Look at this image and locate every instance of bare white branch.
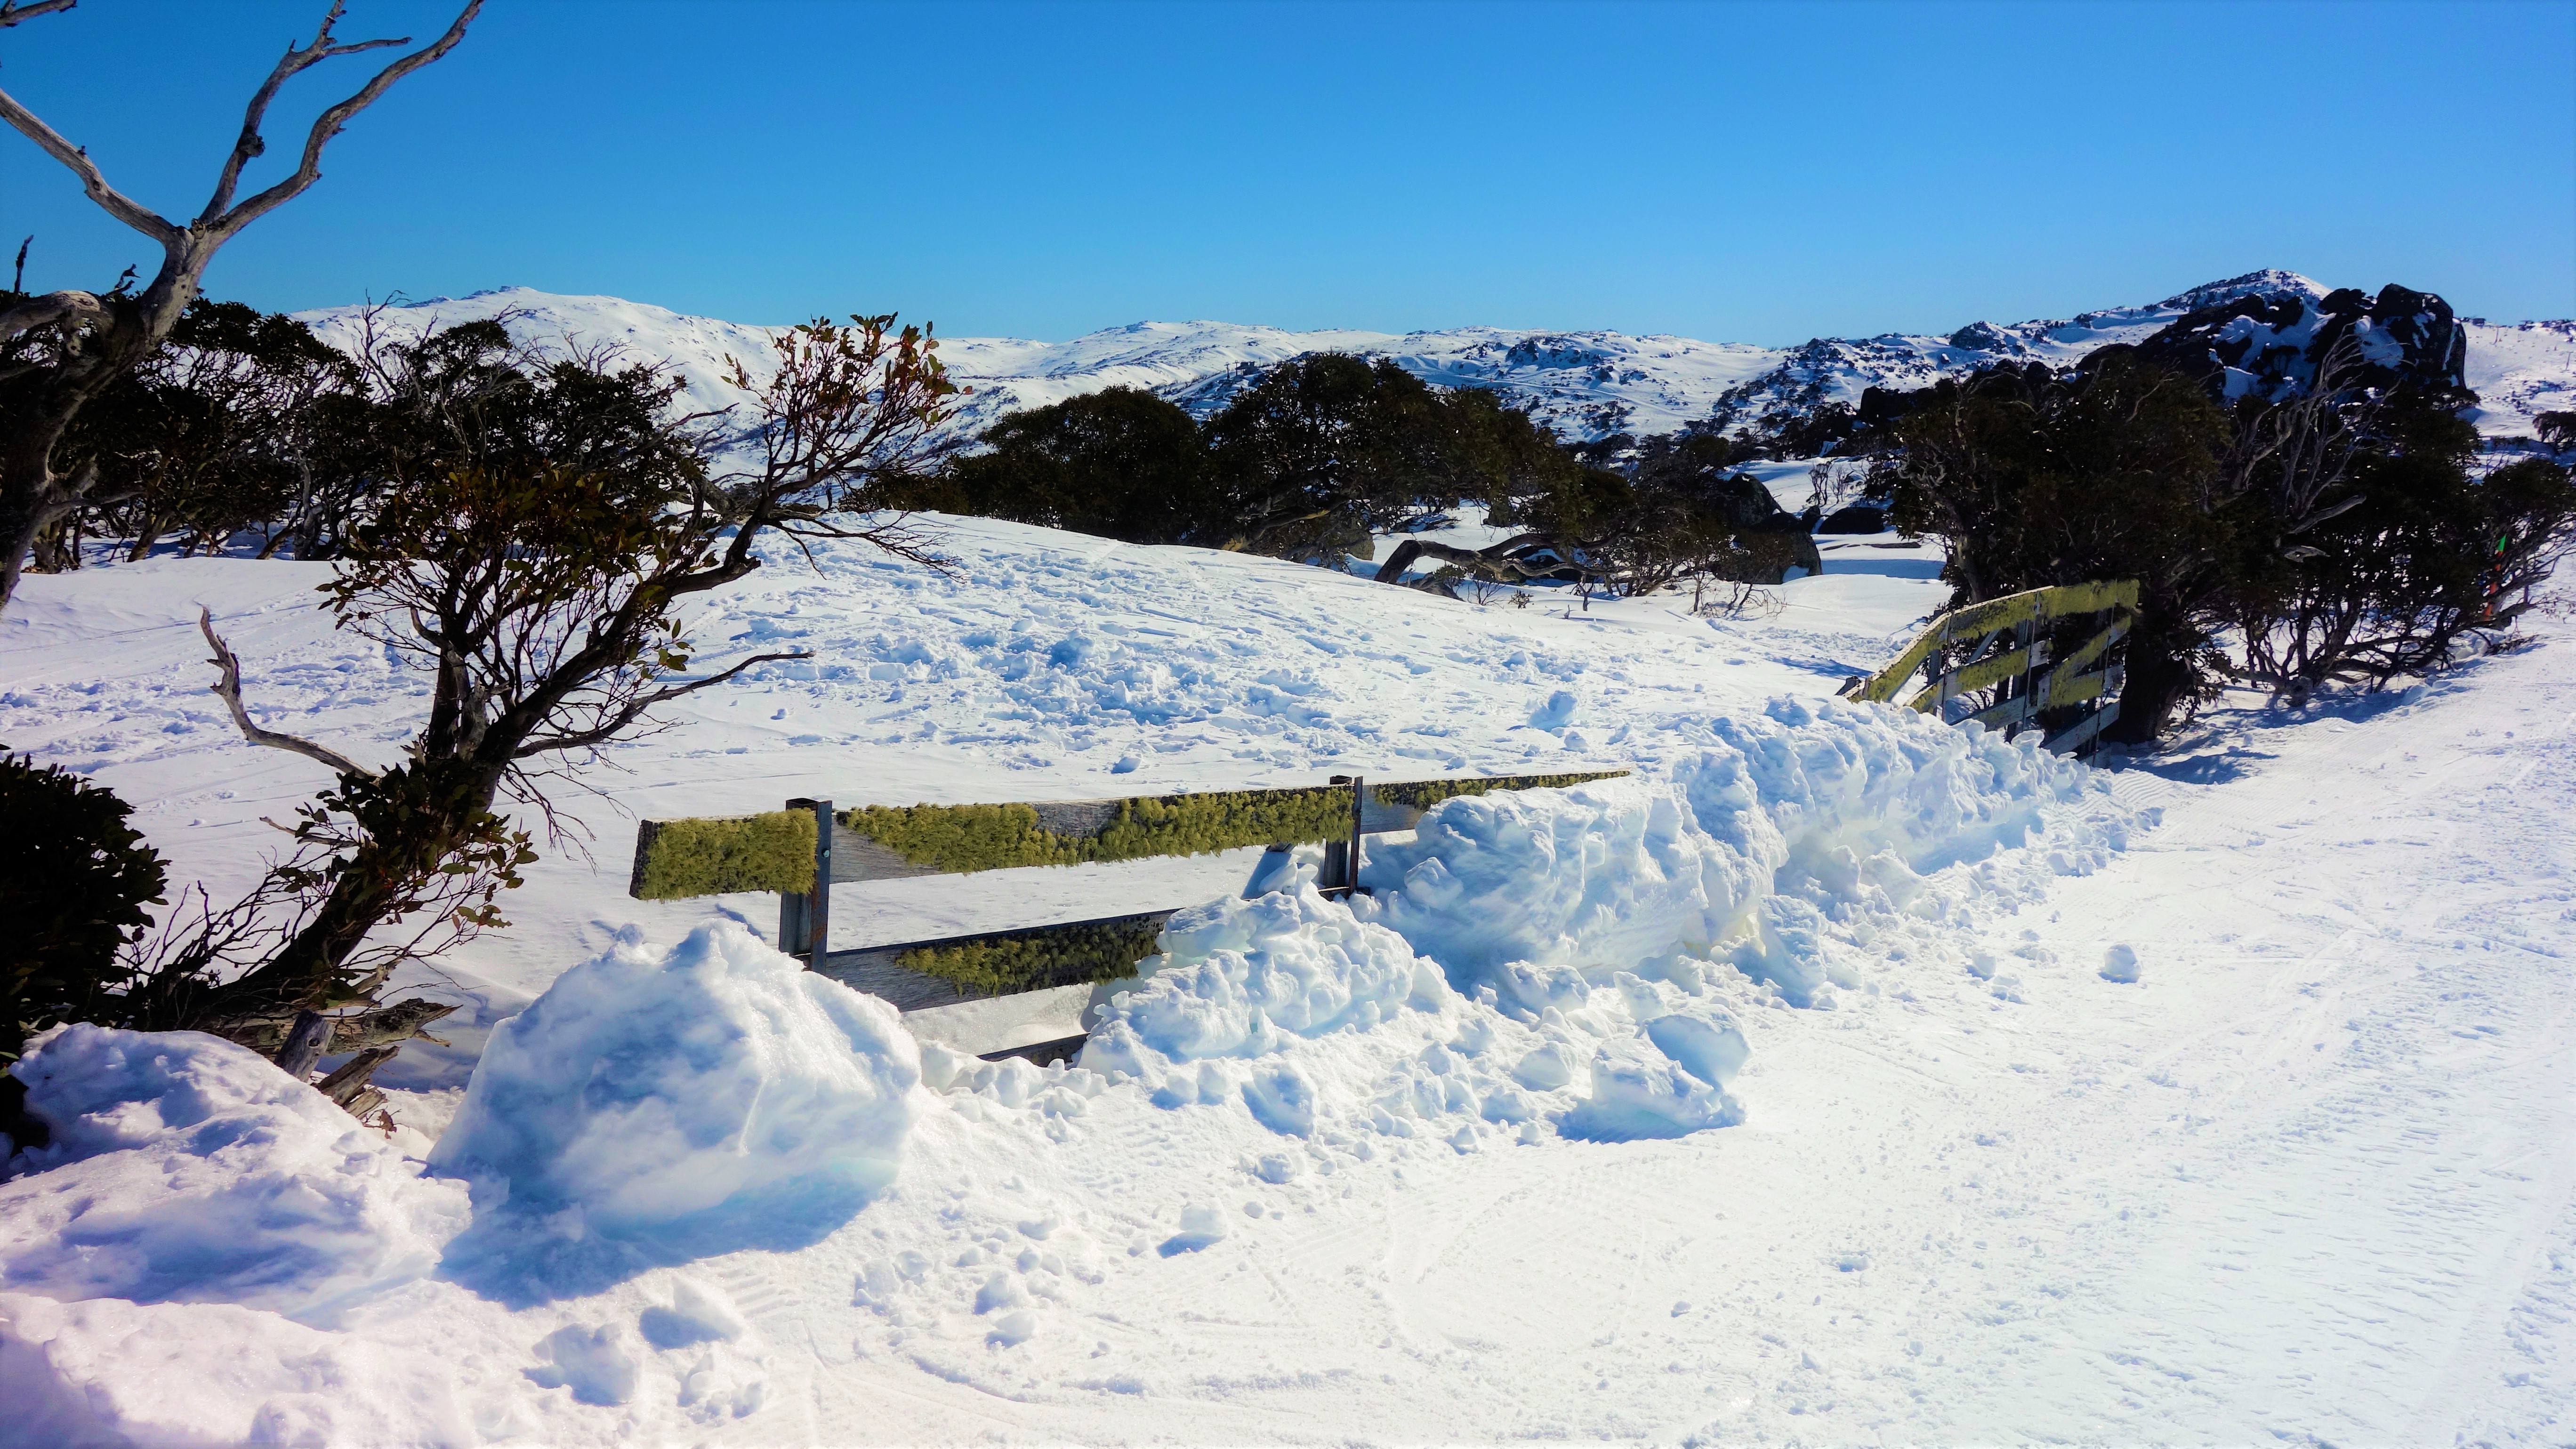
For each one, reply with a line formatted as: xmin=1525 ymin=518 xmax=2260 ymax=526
xmin=200 ymin=606 xmax=375 ymax=778
xmin=211 ymin=1 xmax=483 ymax=238
xmin=0 ymin=288 xmax=100 ymax=339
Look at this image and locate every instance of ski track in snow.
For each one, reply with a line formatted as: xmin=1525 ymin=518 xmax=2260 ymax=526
xmin=1 ymin=515 xmax=2572 ymax=1444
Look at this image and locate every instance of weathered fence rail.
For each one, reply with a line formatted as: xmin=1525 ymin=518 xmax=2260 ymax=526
xmin=1842 ymin=579 xmax=2139 ymax=755
xmin=629 ymin=769 xmax=1627 ymax=1059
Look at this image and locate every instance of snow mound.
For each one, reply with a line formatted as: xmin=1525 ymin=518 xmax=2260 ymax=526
xmin=1086 ymin=887 xmax=1449 ymax=1066
xmin=1358 ymin=773 xmax=1759 ymax=1008
xmin=0 ymin=1291 xmax=474 ymax=1448
xmin=1075 ymin=885 xmax=1746 ymax=1145
xmin=1356 ymin=700 xmax=2124 ymax=1008
xmin=1056 ymin=697 xmax=2132 ymax=1146
xmin=0 ymin=1025 xmax=470 ymax=1328
xmin=430 ymin=920 xmax=924 ymax=1301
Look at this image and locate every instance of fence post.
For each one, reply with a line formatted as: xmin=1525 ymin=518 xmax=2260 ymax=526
xmin=1345 ymin=773 xmax=1368 ymax=898
xmin=2012 ymin=615 xmax=2036 ymax=739
xmin=1321 ymin=773 xmax=1368 ymax=899
xmin=779 ymin=797 xmax=834 ymax=969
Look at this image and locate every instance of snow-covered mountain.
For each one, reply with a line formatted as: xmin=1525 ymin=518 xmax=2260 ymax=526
xmin=294 ymin=269 xmax=2572 ymax=446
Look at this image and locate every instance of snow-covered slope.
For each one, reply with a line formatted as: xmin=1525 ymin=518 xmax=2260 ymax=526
xmin=5 ymin=513 xmax=2574 ymax=1443
xmin=297 ymin=269 xmax=2574 ymax=447
xmin=2464 ymin=316 xmax=2576 ymax=438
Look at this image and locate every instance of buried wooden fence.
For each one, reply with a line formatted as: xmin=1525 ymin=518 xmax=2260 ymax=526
xmin=1840 ymin=579 xmax=2140 ymax=756
xmin=628 ymin=770 xmax=1626 ymax=1061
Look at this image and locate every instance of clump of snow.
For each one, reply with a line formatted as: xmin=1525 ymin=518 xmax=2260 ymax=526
xmin=1074 ymin=880 xmax=1747 ymax=1145
xmin=1084 ymin=887 xmax=1449 ymax=1068
xmin=430 ymin=920 xmax=923 ymax=1299
xmin=1642 ymin=1013 xmax=1750 ymax=1087
xmin=524 ymin=1321 xmax=643 ymax=1407
xmin=1359 ymin=773 xmax=1753 ymax=1009
xmin=1159 ymin=1203 xmax=1231 ymax=1256
xmin=2100 ymin=942 xmax=2142 ymax=982
xmin=0 ymin=1291 xmax=476 ymax=1447
xmin=0 ymin=1024 xmax=470 ymax=1328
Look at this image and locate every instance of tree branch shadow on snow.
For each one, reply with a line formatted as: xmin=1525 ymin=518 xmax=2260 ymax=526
xmin=2104 ymin=669 xmax=2463 ymax=786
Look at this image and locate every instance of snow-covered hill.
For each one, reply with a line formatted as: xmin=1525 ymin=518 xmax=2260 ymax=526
xmin=296 ymin=269 xmax=2574 ymax=448
xmin=5 ymin=514 xmax=2574 ymax=1443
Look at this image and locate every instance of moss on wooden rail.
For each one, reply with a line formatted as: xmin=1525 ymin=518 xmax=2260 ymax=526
xmin=1853 ymin=580 xmax=2141 ymax=708
xmin=631 ymin=811 xmax=816 ymax=900
xmin=628 ymin=771 xmax=1634 ymax=901
xmin=839 ymin=770 xmax=1629 ymax=876
xmin=894 ymin=918 xmax=1168 ymax=996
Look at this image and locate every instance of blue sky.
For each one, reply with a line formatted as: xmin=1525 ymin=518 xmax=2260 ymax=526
xmin=3 ymin=0 xmax=2569 ymax=342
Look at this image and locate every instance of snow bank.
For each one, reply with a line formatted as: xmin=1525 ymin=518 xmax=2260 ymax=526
xmin=0 ymin=1291 xmax=474 ymax=1448
xmin=1087 ymin=888 xmax=1449 ymax=1063
xmin=0 ymin=1025 xmax=470 ymax=1328
xmin=1359 ymin=699 xmax=2128 ymax=1006
xmin=1063 ymin=695 xmax=2128 ymax=1146
xmin=1358 ymin=773 xmax=1761 ymax=1009
xmin=1077 ymin=886 xmax=1745 ymax=1145
xmin=431 ymin=920 xmax=924 ymax=1300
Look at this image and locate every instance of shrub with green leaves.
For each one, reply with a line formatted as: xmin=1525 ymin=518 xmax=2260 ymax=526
xmin=0 ymin=757 xmax=169 ymax=1062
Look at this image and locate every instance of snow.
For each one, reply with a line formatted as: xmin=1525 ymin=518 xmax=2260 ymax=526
xmin=3 ymin=497 xmax=2575 ymax=1440
xmin=0 ymin=1293 xmax=479 ymax=1447
xmin=296 ymin=271 xmax=2572 ymax=449
xmin=0 ymin=1024 xmax=470 ymax=1328
xmin=428 ymin=921 xmax=923 ymax=1304
xmin=2464 ymin=317 xmax=2576 ymax=439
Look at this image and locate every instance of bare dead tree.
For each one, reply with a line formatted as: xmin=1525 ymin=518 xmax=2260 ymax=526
xmin=1373 ymin=531 xmax=1604 ymax=589
xmin=0 ymin=0 xmax=481 ymax=611
xmin=2218 ymin=330 xmax=2377 ymax=557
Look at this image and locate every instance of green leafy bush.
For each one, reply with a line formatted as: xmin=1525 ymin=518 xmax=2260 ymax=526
xmin=0 ymin=757 xmax=169 ymax=1062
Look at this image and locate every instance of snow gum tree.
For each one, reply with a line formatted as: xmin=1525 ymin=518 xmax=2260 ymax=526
xmin=0 ymin=0 xmax=479 ymax=613
xmin=1885 ymin=352 xmax=2236 ymax=741
xmin=136 ymin=316 xmax=962 ymax=1087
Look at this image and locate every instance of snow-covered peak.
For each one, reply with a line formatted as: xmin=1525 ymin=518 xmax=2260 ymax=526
xmin=292 ymin=272 xmax=2568 ymax=445
xmin=2151 ymin=268 xmax=2328 ymax=312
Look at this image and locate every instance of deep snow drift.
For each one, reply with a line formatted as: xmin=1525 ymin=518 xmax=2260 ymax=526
xmin=1 ymin=1025 xmax=470 ymax=1328
xmin=2 ymin=511 xmax=2571 ymax=1444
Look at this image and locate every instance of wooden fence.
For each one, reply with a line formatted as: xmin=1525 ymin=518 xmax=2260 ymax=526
xmin=1841 ymin=579 xmax=2139 ymax=755
xmin=628 ymin=770 xmax=1626 ymax=1060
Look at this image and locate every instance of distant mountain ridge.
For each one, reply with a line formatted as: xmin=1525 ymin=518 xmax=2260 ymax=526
xmin=293 ymin=271 xmax=2572 ymax=448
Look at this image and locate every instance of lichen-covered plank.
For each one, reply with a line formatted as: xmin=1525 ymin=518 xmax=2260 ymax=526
xmin=835 ymin=771 xmax=1629 ymax=877
xmin=629 ymin=811 xmax=816 ymax=900
xmin=813 ymin=908 xmax=1183 ymax=1004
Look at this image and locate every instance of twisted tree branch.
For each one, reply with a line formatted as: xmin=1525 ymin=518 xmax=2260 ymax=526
xmin=0 ymin=288 xmax=101 ymax=339
xmin=0 ymin=85 xmax=177 ymax=242
xmin=200 ymin=606 xmax=375 ymax=778
xmin=210 ymin=1 xmax=483 ymax=238
xmin=202 ymin=1 xmax=413 ymax=222
xmin=0 ymin=1 xmax=78 ymax=30
xmin=508 ymin=649 xmax=814 ymax=758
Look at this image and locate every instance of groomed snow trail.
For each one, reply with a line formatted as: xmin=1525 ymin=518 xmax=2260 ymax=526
xmin=1 ymin=518 xmax=2570 ymax=1444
